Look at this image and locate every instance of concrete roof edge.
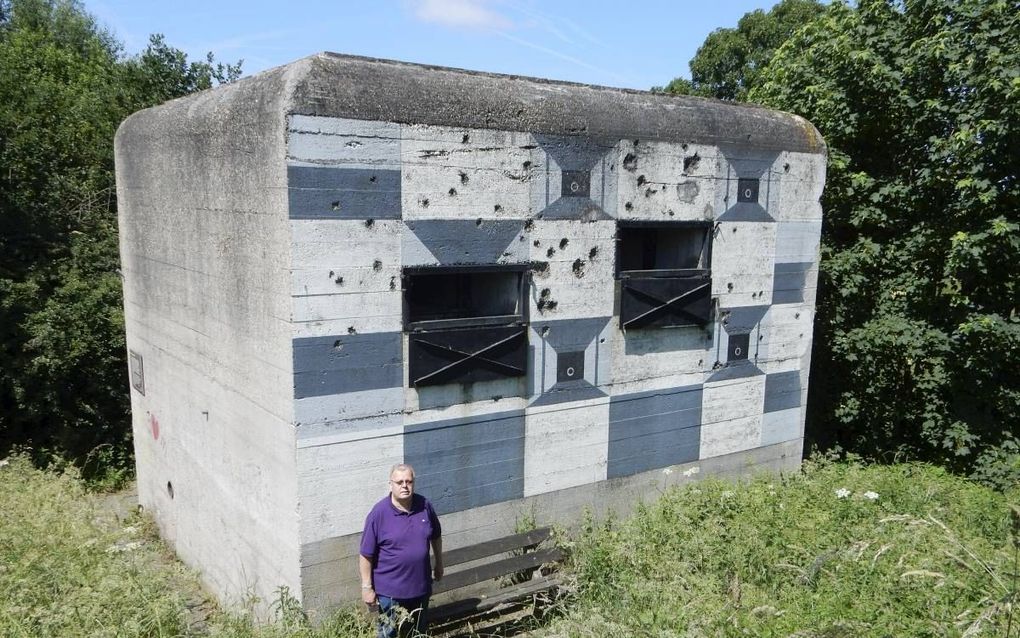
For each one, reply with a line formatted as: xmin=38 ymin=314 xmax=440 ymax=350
xmin=284 ymin=52 xmax=826 ymax=155
xmin=115 ymin=52 xmax=826 ymax=156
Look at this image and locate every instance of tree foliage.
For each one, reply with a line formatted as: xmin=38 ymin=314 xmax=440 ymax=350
xmin=751 ymin=0 xmax=1020 ymax=488
xmin=0 ymin=0 xmax=240 ymax=481
xmin=658 ymin=0 xmax=825 ymax=100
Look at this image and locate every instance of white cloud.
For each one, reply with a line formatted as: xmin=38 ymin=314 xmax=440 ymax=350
xmin=412 ymin=0 xmax=512 ymax=30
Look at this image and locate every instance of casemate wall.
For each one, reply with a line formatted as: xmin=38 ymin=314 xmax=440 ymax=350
xmin=116 ymin=52 xmax=826 ymax=616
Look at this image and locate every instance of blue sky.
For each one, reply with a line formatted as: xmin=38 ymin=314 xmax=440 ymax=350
xmin=82 ymin=0 xmax=782 ymax=91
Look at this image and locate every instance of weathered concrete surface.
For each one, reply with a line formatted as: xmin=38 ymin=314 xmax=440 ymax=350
xmin=116 ymin=52 xmax=826 ymax=618
xmin=115 ymin=64 xmax=301 ymax=612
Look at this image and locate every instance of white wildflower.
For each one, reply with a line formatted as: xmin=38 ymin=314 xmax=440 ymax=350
xmin=0 ymin=457 xmax=10 ymax=468
xmin=721 ymin=490 xmax=735 ymax=499
xmin=835 ymin=488 xmax=851 ymax=499
xmin=863 ymin=491 xmax=879 ymax=501
xmin=122 ymin=526 xmax=139 ymax=535
xmin=662 ymin=468 xmax=674 ymax=475
xmin=683 ymin=466 xmax=701 ymax=477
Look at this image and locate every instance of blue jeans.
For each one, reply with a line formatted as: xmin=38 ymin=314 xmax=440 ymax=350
xmin=376 ymin=594 xmax=429 ymax=638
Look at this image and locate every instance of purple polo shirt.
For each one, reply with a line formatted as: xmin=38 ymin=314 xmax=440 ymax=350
xmin=360 ymin=493 xmax=442 ymax=599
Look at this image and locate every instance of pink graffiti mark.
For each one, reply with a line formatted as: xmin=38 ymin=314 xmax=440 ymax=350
xmin=149 ymin=413 xmax=160 ymax=440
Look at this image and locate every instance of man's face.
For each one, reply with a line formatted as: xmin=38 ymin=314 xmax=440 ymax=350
xmin=389 ymin=469 xmax=414 ymax=501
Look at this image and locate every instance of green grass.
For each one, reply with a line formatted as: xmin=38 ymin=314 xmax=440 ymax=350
xmin=0 ymin=455 xmax=373 ymax=638
xmin=541 ymin=458 xmax=1020 ymax=637
xmin=2 ymin=454 xmax=1017 ymax=637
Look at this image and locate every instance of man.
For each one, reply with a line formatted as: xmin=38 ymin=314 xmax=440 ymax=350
xmin=359 ymin=463 xmax=443 ymax=637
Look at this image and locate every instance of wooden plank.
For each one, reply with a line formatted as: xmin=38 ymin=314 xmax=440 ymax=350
xmin=442 ymin=528 xmax=552 ymax=567
xmin=430 ymin=576 xmax=562 ymax=624
xmin=433 ymin=547 xmax=562 ymax=594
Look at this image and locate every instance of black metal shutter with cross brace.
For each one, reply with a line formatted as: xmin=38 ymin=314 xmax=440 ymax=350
xmin=615 ymin=221 xmax=713 ymax=330
xmin=405 ymin=266 xmax=529 ymax=388
xmin=619 ymin=271 xmax=711 ymax=329
xmin=409 ymin=325 xmax=527 ymax=387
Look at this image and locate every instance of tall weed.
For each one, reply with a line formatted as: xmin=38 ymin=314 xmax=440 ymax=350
xmin=544 ymin=458 xmax=1019 ymax=637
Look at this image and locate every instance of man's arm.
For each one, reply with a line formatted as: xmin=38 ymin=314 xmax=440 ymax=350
xmin=358 ymin=554 xmax=377 ymax=605
xmin=431 ymin=536 xmax=444 ymax=581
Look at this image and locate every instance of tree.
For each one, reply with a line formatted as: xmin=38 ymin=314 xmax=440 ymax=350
xmin=751 ymin=0 xmax=1020 ymax=488
xmin=658 ymin=0 xmax=825 ymax=100
xmin=0 ymin=0 xmax=240 ymax=482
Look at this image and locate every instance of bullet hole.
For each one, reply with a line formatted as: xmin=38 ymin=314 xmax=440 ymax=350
xmin=523 ymin=218 xmax=534 ymax=232
xmin=533 ymin=261 xmax=549 ymax=275
xmin=519 ymin=235 xmax=525 ymax=242
xmin=644 ymin=188 xmax=657 ymax=197
xmin=637 ymin=175 xmax=647 ymax=186
xmin=752 ymin=292 xmax=757 ymax=299
xmin=623 ymin=152 xmax=638 ymax=171
xmin=335 ymin=276 xmax=344 ymax=285
xmin=537 ymin=213 xmax=544 ymax=220
xmin=347 ymin=326 xmax=357 ymax=334
xmin=364 ymin=218 xmax=374 ymax=228
xmin=625 ymin=201 xmax=634 ymax=211
xmin=759 ymin=334 xmax=764 ymax=341
xmin=448 ymin=187 xmax=457 ymax=196
xmin=328 ymin=270 xmax=334 ymax=277
xmin=589 ymin=246 xmax=598 ymax=259
xmin=559 ymin=238 xmax=569 ymax=249
xmin=389 ymin=276 xmax=397 ymax=291
xmin=795 ymin=312 xmax=801 ymax=319
xmin=547 ymin=247 xmax=556 ymax=258
xmin=492 ymin=395 xmax=503 ymax=402
xmin=783 ymin=163 xmax=791 ymax=172
xmin=373 ymin=259 xmax=382 ymax=271
xmin=420 ymin=197 xmax=430 ymax=208
xmin=682 ymin=143 xmax=689 ymax=151
xmin=494 ymin=204 xmax=503 ymax=213
xmin=523 ymin=160 xmax=532 ymax=169
xmin=732 ymin=227 xmax=738 ymax=233
xmin=540 ymin=288 xmax=551 ymax=299
xmin=369 ymin=175 xmax=377 ymax=183
xmin=459 ymin=171 xmax=469 ymax=184
xmin=572 ymin=259 xmax=586 ymax=277
xmin=333 ymin=339 xmax=343 ymax=351
xmin=167 ymin=481 xmax=174 ymax=499
xmin=698 ymin=359 xmax=703 ymax=366
xmin=537 ymin=298 xmax=547 ymax=311
xmin=533 ymin=240 xmax=541 ymax=247
xmin=476 ymin=218 xmax=483 ymax=226
xmin=677 ymin=180 xmax=700 ymax=203
xmin=599 ymin=337 xmax=606 ymax=344
xmin=462 ymin=133 xmax=470 ymax=143
xmin=546 ymin=300 xmax=558 ymax=310
xmin=331 ymin=201 xmax=341 ymax=211
xmin=667 ymin=210 xmax=675 ymax=217
xmin=727 ymin=282 xmax=734 ymax=291
xmin=683 ymin=153 xmax=701 ymax=173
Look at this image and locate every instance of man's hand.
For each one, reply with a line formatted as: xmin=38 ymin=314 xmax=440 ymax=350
xmin=362 ymin=587 xmax=377 ymax=608
xmin=433 ymin=563 xmax=444 ymax=582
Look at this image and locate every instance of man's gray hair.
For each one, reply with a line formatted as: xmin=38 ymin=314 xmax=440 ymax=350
xmin=390 ymin=463 xmax=415 ymax=479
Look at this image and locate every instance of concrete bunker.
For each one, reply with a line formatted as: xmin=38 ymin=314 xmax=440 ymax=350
xmin=115 ymin=52 xmax=826 ymax=616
